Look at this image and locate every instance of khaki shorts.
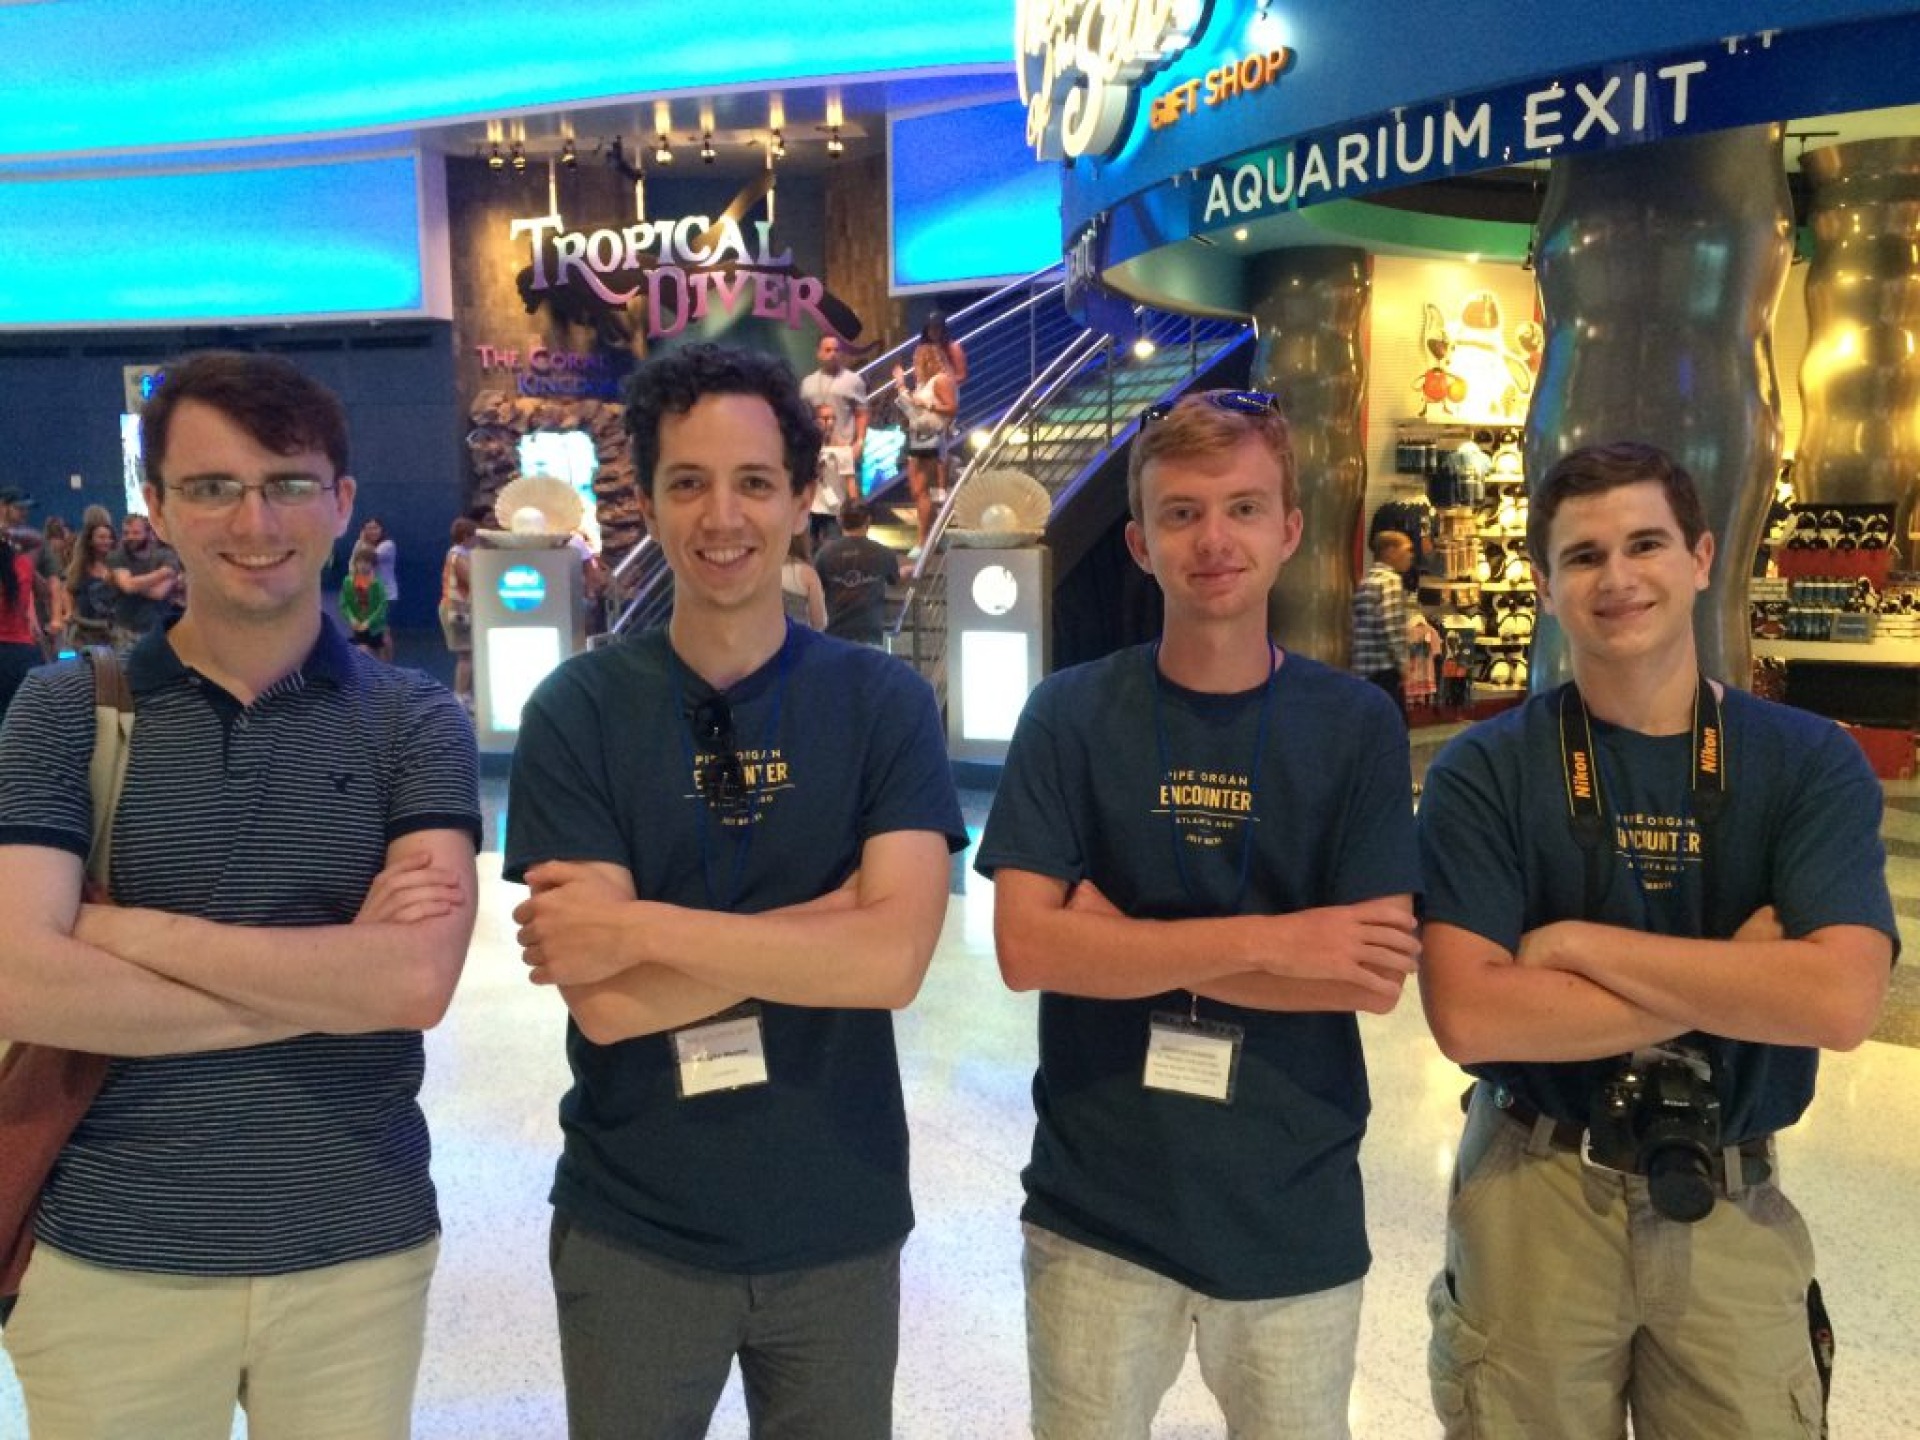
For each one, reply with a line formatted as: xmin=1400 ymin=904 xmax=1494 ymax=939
xmin=438 ymin=599 xmax=472 ymax=653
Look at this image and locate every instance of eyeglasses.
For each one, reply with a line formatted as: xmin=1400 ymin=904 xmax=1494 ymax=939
xmin=692 ymin=696 xmax=747 ymax=811
xmin=1141 ymin=390 xmax=1281 ymax=424
xmin=166 ymin=475 xmax=337 ymax=510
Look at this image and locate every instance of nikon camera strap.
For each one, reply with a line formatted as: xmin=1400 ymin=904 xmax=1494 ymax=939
xmin=1556 ymin=678 xmax=1727 ymax=914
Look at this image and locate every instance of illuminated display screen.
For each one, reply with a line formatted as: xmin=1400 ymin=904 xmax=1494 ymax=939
xmin=959 ymin=629 xmax=1031 ymax=743
xmin=484 ymin=626 xmax=563 ymax=733
xmin=891 ymin=101 xmax=1061 ymax=292
xmin=0 ymin=153 xmax=427 ymax=328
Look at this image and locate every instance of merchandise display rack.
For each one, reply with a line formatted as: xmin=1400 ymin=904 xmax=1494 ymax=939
xmin=1392 ymin=420 xmax=1537 ymax=708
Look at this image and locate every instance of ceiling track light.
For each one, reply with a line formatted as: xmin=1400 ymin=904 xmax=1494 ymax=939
xmin=560 ymin=138 xmax=577 ymax=169
xmin=653 ymin=134 xmax=673 ymax=166
xmin=699 ymin=133 xmax=716 ymax=164
xmin=826 ymin=127 xmax=845 ymax=157
xmin=770 ymin=129 xmax=787 ymax=160
xmin=486 ymin=143 xmax=505 ymax=171
xmin=510 ymin=141 xmax=527 ymax=173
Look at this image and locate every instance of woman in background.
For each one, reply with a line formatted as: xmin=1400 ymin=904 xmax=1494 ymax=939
xmin=61 ymin=517 xmax=119 ymax=655
xmin=892 ymin=345 xmax=957 ymax=561
xmin=780 ymin=532 xmax=827 ymax=630
xmin=439 ymin=516 xmax=477 ymax=714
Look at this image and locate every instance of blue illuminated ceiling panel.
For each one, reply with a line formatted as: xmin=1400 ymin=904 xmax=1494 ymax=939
xmin=0 ymin=153 xmax=430 ymax=327
xmin=0 ymin=0 xmax=1015 ymax=161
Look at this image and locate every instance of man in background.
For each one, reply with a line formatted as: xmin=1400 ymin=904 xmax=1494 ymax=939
xmin=814 ymin=497 xmax=900 ymax=648
xmin=107 ymin=511 xmax=181 ymax=651
xmin=800 ymin=336 xmax=868 ymax=494
xmin=1350 ymin=528 xmax=1413 ymax=719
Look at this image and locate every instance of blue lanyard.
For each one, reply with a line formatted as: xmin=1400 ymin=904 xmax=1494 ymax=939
xmin=669 ymin=626 xmax=792 ymax=911
xmin=1148 ymin=640 xmax=1279 ymax=916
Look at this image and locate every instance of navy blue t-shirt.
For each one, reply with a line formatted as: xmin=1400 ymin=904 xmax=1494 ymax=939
xmin=975 ymin=645 xmax=1419 ymax=1299
xmin=504 ymin=624 xmax=965 ymax=1273
xmin=1417 ymin=685 xmax=1897 ymax=1141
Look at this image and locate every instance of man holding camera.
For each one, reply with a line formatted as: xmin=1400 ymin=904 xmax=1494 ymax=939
xmin=1416 ymin=441 xmax=1895 ymax=1438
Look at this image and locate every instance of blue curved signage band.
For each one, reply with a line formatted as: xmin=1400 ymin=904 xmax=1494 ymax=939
xmin=1060 ymin=5 xmax=1920 ymax=273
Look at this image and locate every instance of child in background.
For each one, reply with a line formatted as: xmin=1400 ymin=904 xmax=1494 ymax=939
xmin=812 ymin=402 xmax=855 ymax=552
xmin=340 ymin=545 xmax=389 ymax=655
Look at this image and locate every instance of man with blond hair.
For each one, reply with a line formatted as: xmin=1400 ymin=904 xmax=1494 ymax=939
xmin=977 ymin=389 xmax=1420 ymax=1439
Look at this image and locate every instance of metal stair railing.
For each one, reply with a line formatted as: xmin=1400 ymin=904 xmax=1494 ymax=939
xmin=887 ymin=313 xmax=1252 ymax=704
xmin=600 ymin=265 xmax=1077 ymax=641
xmin=860 ymin=269 xmax=1082 ymax=491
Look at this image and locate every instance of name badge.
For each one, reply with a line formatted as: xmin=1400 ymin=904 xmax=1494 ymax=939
xmin=1143 ymin=1012 xmax=1244 ymax=1104
xmin=671 ymin=1003 xmax=770 ymax=1098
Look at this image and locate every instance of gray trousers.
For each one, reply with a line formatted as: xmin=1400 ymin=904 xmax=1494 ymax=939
xmin=549 ymin=1213 xmax=901 ymax=1440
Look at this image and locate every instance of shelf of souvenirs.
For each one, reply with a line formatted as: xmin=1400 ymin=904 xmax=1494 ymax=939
xmin=1751 ymin=637 xmax=1920 ymax=665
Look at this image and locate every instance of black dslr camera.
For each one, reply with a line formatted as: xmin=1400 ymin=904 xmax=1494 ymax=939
xmin=1585 ymin=1056 xmax=1722 ymax=1223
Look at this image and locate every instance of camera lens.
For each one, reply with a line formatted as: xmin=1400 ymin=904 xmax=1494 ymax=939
xmin=1645 ymin=1146 xmax=1716 ymax=1223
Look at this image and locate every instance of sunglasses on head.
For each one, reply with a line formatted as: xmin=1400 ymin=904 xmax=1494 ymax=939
xmin=692 ymin=696 xmax=747 ymax=811
xmin=1142 ymin=390 xmax=1281 ymax=425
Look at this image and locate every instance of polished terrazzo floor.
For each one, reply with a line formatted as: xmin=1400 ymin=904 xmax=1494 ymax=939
xmin=3 ymin=772 xmax=1916 ymax=1439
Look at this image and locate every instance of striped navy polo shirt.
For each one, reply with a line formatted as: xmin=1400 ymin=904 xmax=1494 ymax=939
xmin=0 ymin=618 xmax=480 ymax=1276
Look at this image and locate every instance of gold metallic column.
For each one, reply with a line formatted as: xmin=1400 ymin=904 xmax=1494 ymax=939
xmin=1527 ymin=124 xmax=1793 ymax=688
xmin=1247 ymin=247 xmax=1371 ymax=665
xmin=1796 ymin=138 xmax=1920 ymax=537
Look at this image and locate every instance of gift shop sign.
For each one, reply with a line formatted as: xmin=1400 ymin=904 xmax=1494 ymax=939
xmin=511 ymin=210 xmax=839 ymax=340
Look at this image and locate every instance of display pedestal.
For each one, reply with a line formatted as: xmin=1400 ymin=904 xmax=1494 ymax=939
xmin=471 ymin=544 xmax=586 ymax=755
xmin=944 ymin=546 xmax=1050 ymax=768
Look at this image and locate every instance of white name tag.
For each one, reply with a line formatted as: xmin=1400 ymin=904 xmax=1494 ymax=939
xmin=1143 ymin=1012 xmax=1244 ymax=1104
xmin=671 ymin=1005 xmax=770 ymax=1098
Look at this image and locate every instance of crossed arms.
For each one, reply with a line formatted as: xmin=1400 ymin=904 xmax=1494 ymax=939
xmin=992 ymin=868 xmax=1419 ymax=1015
xmin=0 ymin=828 xmax=477 ymax=1055
xmin=511 ymin=828 xmax=952 ymax=1045
xmin=1420 ymin=910 xmax=1891 ymax=1064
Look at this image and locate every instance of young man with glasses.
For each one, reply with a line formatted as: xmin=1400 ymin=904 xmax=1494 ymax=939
xmin=975 ymin=390 xmax=1421 ymax=1439
xmin=1416 ymin=441 xmax=1894 ymax=1438
xmin=505 ymin=342 xmax=964 ymax=1440
xmin=0 ymin=351 xmax=480 ymax=1437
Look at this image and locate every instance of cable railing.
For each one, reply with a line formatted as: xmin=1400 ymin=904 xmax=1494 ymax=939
xmin=885 ymin=313 xmax=1252 ymax=704
xmin=600 ymin=265 xmax=1077 ymax=640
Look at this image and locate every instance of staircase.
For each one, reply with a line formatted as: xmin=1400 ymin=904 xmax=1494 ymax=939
xmin=886 ymin=311 xmax=1252 ymax=711
xmin=597 ymin=267 xmax=1253 ymax=698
